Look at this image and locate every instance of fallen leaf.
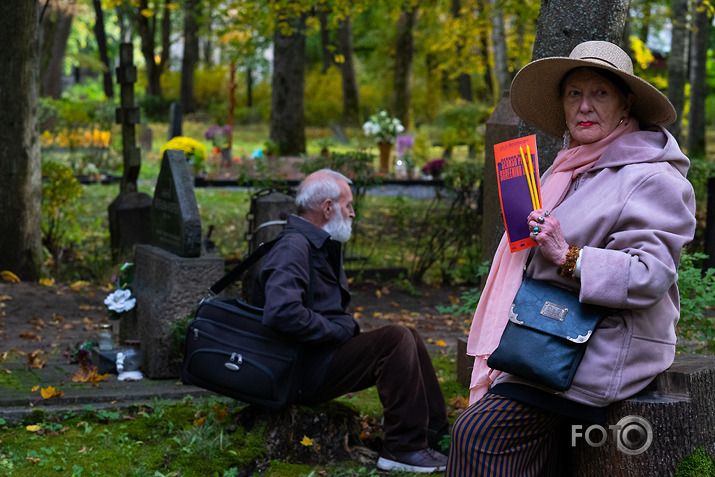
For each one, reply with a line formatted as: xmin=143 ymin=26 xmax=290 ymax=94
xmin=40 ymin=386 xmax=63 ymax=399
xmin=72 ymin=365 xmax=110 ymax=386
xmin=31 ymin=386 xmax=39 ymax=392
xmin=70 ymin=280 xmax=90 ymax=291
xmin=1 ymin=271 xmax=20 ymax=283
xmin=39 ymin=278 xmax=55 ymax=287
xmin=193 ymin=416 xmax=206 ymax=427
xmin=300 ymin=435 xmax=314 ymax=446
xmin=354 ymin=306 xmax=363 ymax=312
xmin=78 ymin=304 xmax=92 ymax=311
xmin=391 ymin=301 xmax=401 ymax=308
xmin=3 ymin=369 xmax=10 ymax=374
xmin=27 ymin=350 xmax=46 ymax=369
xmin=19 ymin=331 xmax=41 ymax=341
xmin=435 ymin=340 xmax=447 ymax=347
xmin=25 ymin=425 xmax=41 ymax=432
xmin=448 ymin=295 xmax=460 ymax=306
xmin=0 ymin=295 xmax=12 ymax=302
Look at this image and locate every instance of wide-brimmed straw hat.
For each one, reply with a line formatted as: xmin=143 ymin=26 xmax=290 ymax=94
xmin=510 ymin=40 xmax=676 ymax=138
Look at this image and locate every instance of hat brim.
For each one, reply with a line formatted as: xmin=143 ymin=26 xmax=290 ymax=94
xmin=510 ymin=57 xmax=676 ymax=138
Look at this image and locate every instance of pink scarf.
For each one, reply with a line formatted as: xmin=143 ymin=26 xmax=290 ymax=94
xmin=467 ymin=120 xmax=639 ymax=403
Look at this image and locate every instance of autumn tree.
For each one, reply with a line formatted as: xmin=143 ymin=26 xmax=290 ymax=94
xmin=0 ymin=1 xmax=43 ymax=280
xmin=271 ymin=11 xmax=308 ymax=155
xmin=667 ymin=0 xmax=688 ymax=143
xmin=40 ymin=0 xmax=76 ymax=99
xmin=393 ymin=3 xmax=418 ymax=126
xmin=132 ymin=0 xmax=173 ymax=98
xmin=181 ymin=0 xmax=201 ymax=113
xmin=687 ymin=0 xmax=713 ymax=158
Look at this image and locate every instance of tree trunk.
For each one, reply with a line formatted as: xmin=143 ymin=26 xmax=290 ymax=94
xmin=160 ymin=0 xmax=171 ymax=77
xmin=687 ymin=0 xmax=711 ymax=158
xmin=319 ymin=8 xmax=332 ymax=74
xmin=270 ymin=13 xmax=307 ymax=156
xmin=393 ymin=5 xmax=418 ymax=127
xmin=181 ymin=0 xmax=200 ymax=113
xmin=666 ymin=0 xmax=688 ymax=143
xmin=490 ymin=0 xmax=510 ymax=99
xmin=0 ymin=1 xmax=43 ymax=280
xmin=338 ymin=16 xmax=360 ymax=127
xmin=135 ymin=0 xmax=162 ymax=97
xmin=520 ymin=0 xmax=630 ymax=171
xmin=639 ymin=0 xmax=652 ymax=43
xmin=93 ymin=0 xmax=113 ymax=99
xmin=40 ymin=4 xmax=74 ymax=99
xmin=452 ymin=0 xmax=473 ymax=102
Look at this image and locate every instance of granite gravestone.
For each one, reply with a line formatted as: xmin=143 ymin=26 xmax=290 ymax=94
xmin=130 ymin=149 xmax=223 ymax=378
xmin=168 ymin=102 xmax=183 ymax=140
xmin=150 ymin=149 xmax=202 ymax=258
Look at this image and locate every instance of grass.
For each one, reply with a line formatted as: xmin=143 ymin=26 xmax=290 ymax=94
xmin=0 ymin=356 xmax=467 ymax=476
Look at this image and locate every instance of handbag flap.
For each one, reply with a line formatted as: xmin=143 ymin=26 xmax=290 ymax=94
xmin=510 ymin=278 xmax=604 ymax=343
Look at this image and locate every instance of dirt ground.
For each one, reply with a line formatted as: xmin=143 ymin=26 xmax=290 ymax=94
xmin=0 ymin=279 xmax=472 ymax=358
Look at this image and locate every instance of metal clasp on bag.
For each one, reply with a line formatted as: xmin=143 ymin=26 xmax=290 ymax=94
xmin=200 ymin=289 xmax=217 ymax=304
xmin=224 ymin=352 xmax=242 ymax=371
xmin=540 ymin=301 xmax=568 ymax=322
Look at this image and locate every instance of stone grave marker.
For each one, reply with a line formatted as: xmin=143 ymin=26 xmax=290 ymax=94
xmin=129 ymin=148 xmax=223 ymax=379
xmin=150 ymin=149 xmax=202 ymax=258
xmin=168 ymin=102 xmax=183 ymax=140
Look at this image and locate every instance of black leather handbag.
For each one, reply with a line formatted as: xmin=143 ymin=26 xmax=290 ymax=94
xmin=181 ymin=234 xmax=313 ymax=410
xmin=487 ymin=277 xmax=606 ymax=392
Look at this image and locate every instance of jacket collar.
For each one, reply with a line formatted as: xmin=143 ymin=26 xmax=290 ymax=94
xmin=286 ymin=214 xmax=332 ymax=249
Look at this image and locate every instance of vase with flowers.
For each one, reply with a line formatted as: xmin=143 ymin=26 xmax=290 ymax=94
xmin=104 ymin=262 xmax=137 ymax=344
xmin=362 ymin=110 xmax=405 ymax=173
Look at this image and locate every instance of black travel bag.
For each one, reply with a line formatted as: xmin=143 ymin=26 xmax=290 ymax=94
xmin=181 ymin=234 xmax=313 ymax=410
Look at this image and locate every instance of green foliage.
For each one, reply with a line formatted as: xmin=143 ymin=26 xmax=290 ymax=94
xmin=435 ymin=101 xmax=490 ymax=153
xmin=677 ymin=252 xmax=715 ymax=354
xmin=42 ymin=160 xmax=84 ymax=261
xmin=675 ymin=447 xmax=715 ymax=477
xmin=141 ymin=94 xmax=177 ymax=123
xmin=304 ymin=66 xmax=344 ymax=126
xmin=408 ymin=159 xmax=483 ymax=285
xmin=436 ymin=261 xmax=491 ymax=316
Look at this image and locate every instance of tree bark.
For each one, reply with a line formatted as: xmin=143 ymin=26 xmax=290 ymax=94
xmin=639 ymin=0 xmax=652 ymax=43
xmin=687 ymin=0 xmax=711 ymax=158
xmin=40 ymin=3 xmax=74 ymax=99
xmin=666 ymin=0 xmax=688 ymax=143
xmin=93 ymin=0 xmax=113 ymax=99
xmin=270 ymin=13 xmax=307 ymax=156
xmin=338 ymin=16 xmax=360 ymax=127
xmin=393 ymin=5 xmax=418 ymax=127
xmin=520 ymin=0 xmax=630 ymax=170
xmin=0 ymin=1 xmax=43 ymax=280
xmin=181 ymin=0 xmax=200 ymax=113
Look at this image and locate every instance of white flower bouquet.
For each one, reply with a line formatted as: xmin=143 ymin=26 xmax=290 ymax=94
xmin=362 ymin=110 xmax=405 ymax=144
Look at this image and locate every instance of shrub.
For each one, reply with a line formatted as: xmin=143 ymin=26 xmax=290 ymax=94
xmin=42 ymin=161 xmax=84 ymax=261
xmin=677 ymin=251 xmax=715 ymax=354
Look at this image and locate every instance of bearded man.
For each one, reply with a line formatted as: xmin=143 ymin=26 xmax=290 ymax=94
xmin=253 ymin=168 xmax=449 ymax=473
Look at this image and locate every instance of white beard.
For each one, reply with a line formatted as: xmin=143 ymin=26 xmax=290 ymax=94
xmin=322 ymin=210 xmax=352 ymax=243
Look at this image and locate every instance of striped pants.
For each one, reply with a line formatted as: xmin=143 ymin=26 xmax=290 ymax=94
xmin=446 ymin=392 xmax=569 ymax=476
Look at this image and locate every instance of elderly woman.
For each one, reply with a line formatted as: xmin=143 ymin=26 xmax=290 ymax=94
xmin=447 ymin=41 xmax=696 ymax=475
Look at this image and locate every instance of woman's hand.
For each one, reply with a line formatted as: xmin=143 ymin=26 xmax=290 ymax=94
xmin=527 ymin=210 xmax=570 ymax=266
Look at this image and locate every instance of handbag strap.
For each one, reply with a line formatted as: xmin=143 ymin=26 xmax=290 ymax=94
xmin=207 ymin=231 xmax=316 ymax=308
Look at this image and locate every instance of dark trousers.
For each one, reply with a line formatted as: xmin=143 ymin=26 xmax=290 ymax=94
xmin=446 ymin=392 xmax=568 ymax=477
xmin=301 ymin=324 xmax=449 ymax=452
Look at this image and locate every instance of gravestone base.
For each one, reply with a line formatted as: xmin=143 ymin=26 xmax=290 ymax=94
xmin=131 ymin=244 xmax=224 ymax=379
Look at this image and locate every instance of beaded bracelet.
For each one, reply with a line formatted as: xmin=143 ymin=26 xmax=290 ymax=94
xmin=559 ymin=245 xmax=581 ymax=279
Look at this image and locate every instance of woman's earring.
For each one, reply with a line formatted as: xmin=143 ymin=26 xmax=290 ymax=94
xmin=562 ymin=129 xmax=570 ymax=150
xmin=618 ymin=117 xmax=624 ymax=126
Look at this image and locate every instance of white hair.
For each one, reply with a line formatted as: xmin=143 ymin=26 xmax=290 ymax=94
xmin=295 ymin=169 xmax=352 ymax=213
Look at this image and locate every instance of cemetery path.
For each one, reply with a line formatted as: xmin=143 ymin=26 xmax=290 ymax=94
xmin=0 ymin=279 xmax=471 ymax=424
xmin=0 ymin=280 xmax=471 ymax=359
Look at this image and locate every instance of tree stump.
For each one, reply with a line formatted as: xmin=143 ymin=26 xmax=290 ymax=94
xmin=234 ymin=401 xmax=377 ymax=473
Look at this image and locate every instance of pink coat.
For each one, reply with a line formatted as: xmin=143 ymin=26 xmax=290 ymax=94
xmin=494 ymin=127 xmax=696 ymax=407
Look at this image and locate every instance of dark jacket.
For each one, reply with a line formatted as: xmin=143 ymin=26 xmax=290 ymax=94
xmin=253 ymin=215 xmax=360 ymax=393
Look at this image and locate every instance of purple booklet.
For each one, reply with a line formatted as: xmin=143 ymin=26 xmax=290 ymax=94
xmin=494 ymin=135 xmax=541 ymax=253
